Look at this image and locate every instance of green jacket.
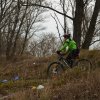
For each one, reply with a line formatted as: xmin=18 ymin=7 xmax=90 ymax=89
xmin=59 ymin=38 xmax=77 ymax=53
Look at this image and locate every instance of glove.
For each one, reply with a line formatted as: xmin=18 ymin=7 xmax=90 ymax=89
xmin=56 ymin=50 xmax=61 ymax=54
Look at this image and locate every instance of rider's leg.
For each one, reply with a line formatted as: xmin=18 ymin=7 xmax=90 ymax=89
xmin=66 ymin=50 xmax=78 ymax=67
xmin=66 ymin=52 xmax=73 ymax=67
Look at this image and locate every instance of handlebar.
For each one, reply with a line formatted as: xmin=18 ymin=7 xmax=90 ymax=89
xmin=57 ymin=53 xmax=66 ymax=61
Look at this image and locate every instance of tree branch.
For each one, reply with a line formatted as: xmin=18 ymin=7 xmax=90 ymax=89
xmin=22 ymin=3 xmax=74 ymax=20
xmin=51 ymin=14 xmax=63 ymax=44
xmin=90 ymin=39 xmax=100 ymax=45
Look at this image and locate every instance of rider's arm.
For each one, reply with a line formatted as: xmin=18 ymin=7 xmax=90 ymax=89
xmin=59 ymin=42 xmax=68 ymax=52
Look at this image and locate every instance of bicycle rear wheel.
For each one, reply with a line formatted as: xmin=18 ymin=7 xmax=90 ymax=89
xmin=76 ymin=59 xmax=92 ymax=72
xmin=47 ymin=62 xmax=64 ymax=79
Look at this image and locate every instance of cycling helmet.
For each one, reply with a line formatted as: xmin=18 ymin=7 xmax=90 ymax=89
xmin=63 ymin=34 xmax=71 ymax=38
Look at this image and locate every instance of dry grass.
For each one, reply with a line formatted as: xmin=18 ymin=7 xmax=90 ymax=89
xmin=0 ymin=50 xmax=100 ymax=100
xmin=40 ymin=68 xmax=100 ymax=100
xmin=7 ymin=68 xmax=100 ymax=100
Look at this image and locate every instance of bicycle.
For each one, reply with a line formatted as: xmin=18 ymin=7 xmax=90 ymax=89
xmin=47 ymin=53 xmax=92 ymax=78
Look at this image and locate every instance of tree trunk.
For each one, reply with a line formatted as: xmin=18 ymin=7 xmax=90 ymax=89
xmin=82 ymin=0 xmax=100 ymax=49
xmin=0 ymin=33 xmax=1 ymax=56
xmin=73 ymin=0 xmax=84 ymax=47
xmin=6 ymin=17 xmax=19 ymax=59
xmin=6 ymin=1 xmax=20 ymax=60
xmin=20 ymin=31 xmax=28 ymax=55
xmin=11 ymin=8 xmax=27 ymax=57
xmin=63 ymin=0 xmax=67 ymax=34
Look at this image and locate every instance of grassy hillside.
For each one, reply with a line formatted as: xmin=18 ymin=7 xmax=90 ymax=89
xmin=0 ymin=50 xmax=100 ymax=100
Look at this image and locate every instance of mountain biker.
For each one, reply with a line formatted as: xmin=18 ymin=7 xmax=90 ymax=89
xmin=56 ymin=34 xmax=80 ymax=67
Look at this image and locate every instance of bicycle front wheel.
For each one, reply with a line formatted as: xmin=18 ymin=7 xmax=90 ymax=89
xmin=47 ymin=62 xmax=64 ymax=79
xmin=76 ymin=59 xmax=92 ymax=72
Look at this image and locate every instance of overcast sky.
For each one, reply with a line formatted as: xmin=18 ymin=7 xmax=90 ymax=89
xmin=38 ymin=0 xmax=73 ymax=37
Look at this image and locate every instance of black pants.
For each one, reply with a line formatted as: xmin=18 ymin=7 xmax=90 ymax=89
xmin=66 ymin=49 xmax=80 ymax=67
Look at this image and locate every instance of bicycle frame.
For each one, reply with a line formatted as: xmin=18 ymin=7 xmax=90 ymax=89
xmin=47 ymin=53 xmax=92 ymax=78
xmin=58 ymin=54 xmax=70 ymax=68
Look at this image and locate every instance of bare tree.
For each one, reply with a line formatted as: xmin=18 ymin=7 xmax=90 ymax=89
xmin=0 ymin=0 xmax=14 ymax=56
xmin=30 ymin=33 xmax=58 ymax=57
xmin=82 ymin=0 xmax=100 ymax=49
xmin=20 ymin=1 xmax=47 ymax=55
xmin=6 ymin=0 xmax=21 ymax=59
xmin=0 ymin=0 xmax=47 ymax=59
xmin=22 ymin=0 xmax=100 ymax=49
